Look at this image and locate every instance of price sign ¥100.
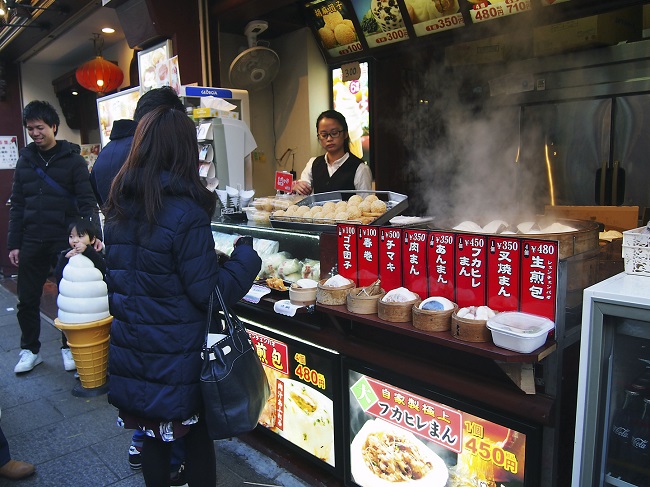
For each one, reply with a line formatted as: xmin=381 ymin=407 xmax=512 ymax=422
xmin=275 ymin=171 xmax=293 ymax=192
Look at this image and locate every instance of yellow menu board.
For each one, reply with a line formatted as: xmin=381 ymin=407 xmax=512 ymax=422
xmin=466 ymin=0 xmax=532 ymax=23
xmin=404 ymin=0 xmax=465 ymax=36
xmin=351 ymin=0 xmax=410 ymax=47
xmin=305 ymin=0 xmax=365 ymax=58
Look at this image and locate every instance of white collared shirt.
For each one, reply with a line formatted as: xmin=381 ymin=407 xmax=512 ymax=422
xmin=298 ymin=153 xmax=373 ymax=192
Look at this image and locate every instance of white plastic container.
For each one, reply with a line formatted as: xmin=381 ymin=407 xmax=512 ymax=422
xmin=486 ymin=312 xmax=555 ymax=353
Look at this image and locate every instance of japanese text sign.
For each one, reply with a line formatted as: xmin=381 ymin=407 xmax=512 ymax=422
xmin=379 ymin=228 xmax=403 ymax=292
xmin=427 ymin=232 xmax=455 ymax=301
xmin=274 ymin=171 xmax=293 ymax=193
xmin=487 ymin=237 xmax=521 ymax=311
xmin=455 ymin=234 xmax=487 ymax=308
xmin=338 ymin=224 xmax=358 ymax=286
xmin=402 ymin=229 xmax=428 ymax=300
xmin=357 ymin=226 xmax=379 ymax=287
xmin=519 ymin=239 xmax=558 ymax=321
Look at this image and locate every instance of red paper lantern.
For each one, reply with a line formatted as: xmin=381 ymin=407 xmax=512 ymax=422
xmin=75 ymin=56 xmax=124 ymax=94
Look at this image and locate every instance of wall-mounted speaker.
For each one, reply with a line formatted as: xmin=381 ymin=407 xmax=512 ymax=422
xmin=114 ymin=0 xmax=168 ymax=50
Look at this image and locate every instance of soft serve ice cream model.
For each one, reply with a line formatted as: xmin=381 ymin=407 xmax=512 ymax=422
xmin=56 ymin=254 xmax=110 ymax=324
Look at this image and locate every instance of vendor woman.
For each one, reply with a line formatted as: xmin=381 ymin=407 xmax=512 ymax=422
xmin=292 ymin=110 xmax=372 ymax=195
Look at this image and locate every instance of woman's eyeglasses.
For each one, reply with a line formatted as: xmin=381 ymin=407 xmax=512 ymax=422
xmin=317 ymin=129 xmax=344 ymax=140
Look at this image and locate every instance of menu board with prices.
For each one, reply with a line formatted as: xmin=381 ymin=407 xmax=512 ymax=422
xmin=249 ymin=327 xmax=338 ymax=468
xmin=348 ymin=369 xmax=529 ymax=487
xmin=467 ymin=0 xmax=532 ymax=23
xmin=357 ymin=226 xmax=380 ymax=287
xmin=305 ymin=0 xmax=364 ymax=58
xmin=407 ymin=0 xmax=464 ymax=36
xmin=487 ymin=237 xmax=521 ymax=312
xmin=338 ymin=224 xmax=359 ymax=286
xmin=519 ymin=239 xmax=558 ymax=321
xmin=427 ymin=231 xmax=455 ymax=301
xmin=402 ymin=229 xmax=428 ymax=300
xmin=379 ymin=228 xmax=403 ymax=292
xmin=0 ymin=136 xmax=19 ymax=169
xmin=455 ymin=234 xmax=487 ymax=308
xmin=352 ymin=0 xmax=410 ymax=48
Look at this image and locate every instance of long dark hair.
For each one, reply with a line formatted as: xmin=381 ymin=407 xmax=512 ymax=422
xmin=104 ymin=107 xmax=216 ymax=225
xmin=316 ymin=109 xmax=350 ymax=153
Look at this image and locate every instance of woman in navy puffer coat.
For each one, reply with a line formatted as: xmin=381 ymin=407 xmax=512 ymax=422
xmin=103 ymin=107 xmax=261 ymax=487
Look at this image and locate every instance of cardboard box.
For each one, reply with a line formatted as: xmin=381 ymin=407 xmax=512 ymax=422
xmin=544 ymin=205 xmax=639 ymax=232
xmin=445 ymin=35 xmax=510 ymax=66
xmin=533 ymin=7 xmax=641 ymax=57
xmin=192 ymin=107 xmax=239 ymax=120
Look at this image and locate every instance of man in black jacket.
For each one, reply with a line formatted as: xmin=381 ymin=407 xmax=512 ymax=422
xmin=90 ymin=87 xmax=185 ymax=206
xmin=8 ymin=100 xmax=102 ymax=374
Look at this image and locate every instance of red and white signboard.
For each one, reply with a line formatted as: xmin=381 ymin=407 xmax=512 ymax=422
xmin=337 ymin=224 xmax=358 ymax=286
xmin=379 ymin=228 xmax=403 ymax=292
xmin=274 ymin=171 xmax=293 ymax=193
xmin=487 ymin=237 xmax=521 ymax=312
xmin=427 ymin=231 xmax=455 ymax=302
xmin=357 ymin=226 xmax=379 ymax=287
xmin=455 ymin=234 xmax=487 ymax=308
xmin=519 ymin=239 xmax=558 ymax=321
xmin=402 ymin=229 xmax=428 ymax=300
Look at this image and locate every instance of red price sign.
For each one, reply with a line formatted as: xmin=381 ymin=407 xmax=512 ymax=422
xmin=274 ymin=171 xmax=293 ymax=192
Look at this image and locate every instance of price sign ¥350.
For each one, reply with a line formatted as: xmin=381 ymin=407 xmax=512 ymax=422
xmin=275 ymin=171 xmax=294 ymax=192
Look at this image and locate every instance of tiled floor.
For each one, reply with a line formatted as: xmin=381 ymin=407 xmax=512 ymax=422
xmin=0 ymin=279 xmax=313 ymax=486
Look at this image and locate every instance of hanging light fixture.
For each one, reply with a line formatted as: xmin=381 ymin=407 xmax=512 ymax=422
xmin=75 ymin=33 xmax=123 ymax=94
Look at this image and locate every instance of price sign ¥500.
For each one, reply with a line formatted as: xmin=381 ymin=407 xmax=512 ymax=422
xmin=275 ymin=171 xmax=294 ymax=192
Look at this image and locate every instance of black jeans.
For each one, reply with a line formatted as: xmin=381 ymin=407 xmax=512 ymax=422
xmin=141 ymin=415 xmax=216 ymax=487
xmin=16 ymin=239 xmax=67 ymax=353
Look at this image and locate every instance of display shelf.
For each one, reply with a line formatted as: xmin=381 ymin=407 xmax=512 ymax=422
xmin=316 ymin=303 xmax=557 ymax=364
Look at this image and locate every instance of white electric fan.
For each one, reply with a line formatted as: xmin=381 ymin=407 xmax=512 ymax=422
xmin=229 ymin=20 xmax=280 ymax=91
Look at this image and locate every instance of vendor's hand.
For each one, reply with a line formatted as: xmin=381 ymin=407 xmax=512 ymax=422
xmin=93 ymin=239 xmax=104 ymax=252
xmin=292 ymin=180 xmax=312 ymax=196
xmin=8 ymin=249 xmax=19 ymax=267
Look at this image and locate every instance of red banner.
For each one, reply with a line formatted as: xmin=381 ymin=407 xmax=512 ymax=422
xmin=487 ymin=237 xmax=521 ymax=311
xmin=379 ymin=228 xmax=403 ymax=292
xmin=427 ymin=231 xmax=455 ymax=301
xmin=455 ymin=234 xmax=487 ymax=308
xmin=337 ymin=224 xmax=358 ymax=286
xmin=519 ymin=239 xmax=558 ymax=321
xmin=402 ymin=229 xmax=429 ymax=300
xmin=357 ymin=226 xmax=379 ymax=287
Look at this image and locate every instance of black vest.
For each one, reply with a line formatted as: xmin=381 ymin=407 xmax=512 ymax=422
xmin=312 ymin=154 xmax=363 ymax=194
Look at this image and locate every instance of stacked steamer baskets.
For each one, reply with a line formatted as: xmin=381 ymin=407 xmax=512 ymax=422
xmin=347 ymin=280 xmax=386 ymax=315
xmin=377 ymin=288 xmax=421 ymax=323
xmin=412 ymin=297 xmax=458 ymax=333
xmin=316 ymin=275 xmax=355 ymax=305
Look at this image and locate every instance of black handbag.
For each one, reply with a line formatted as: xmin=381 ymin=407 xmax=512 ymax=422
xmin=200 ymin=284 xmax=270 ymax=440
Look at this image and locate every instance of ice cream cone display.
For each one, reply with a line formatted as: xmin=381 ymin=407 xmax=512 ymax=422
xmin=55 ymin=254 xmax=111 ymax=396
xmin=55 ymin=316 xmax=112 ymax=392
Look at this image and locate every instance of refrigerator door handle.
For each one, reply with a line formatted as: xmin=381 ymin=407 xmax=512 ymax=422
xmin=599 ymin=159 xmax=608 ymax=205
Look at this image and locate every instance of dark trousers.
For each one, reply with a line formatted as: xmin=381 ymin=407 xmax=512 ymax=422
xmin=16 ymin=240 xmax=67 ymax=353
xmin=0 ymin=425 xmax=10 ymax=468
xmin=141 ymin=416 xmax=216 ymax=487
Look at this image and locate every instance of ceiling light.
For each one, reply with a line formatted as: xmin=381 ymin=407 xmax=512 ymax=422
xmin=101 ymin=27 xmax=115 ymax=34
xmin=72 ymin=91 xmax=78 ymax=95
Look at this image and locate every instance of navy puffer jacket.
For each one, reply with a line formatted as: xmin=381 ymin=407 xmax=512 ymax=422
xmin=104 ymin=173 xmax=261 ymax=421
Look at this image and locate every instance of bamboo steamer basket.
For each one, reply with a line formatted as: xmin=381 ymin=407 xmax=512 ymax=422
xmin=378 ymin=297 xmax=421 ymax=323
xmin=316 ymin=279 xmax=355 ymax=306
xmin=289 ymin=283 xmax=317 ymax=306
xmin=347 ymin=287 xmax=386 ymax=314
xmin=412 ymin=303 xmax=458 ymax=332
xmin=451 ymin=311 xmax=492 ymax=342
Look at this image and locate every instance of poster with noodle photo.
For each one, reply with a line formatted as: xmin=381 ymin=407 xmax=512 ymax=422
xmin=348 ymin=370 xmax=528 ymax=487
xmin=332 ymin=61 xmax=369 ymax=163
xmin=248 ymin=327 xmax=338 ymax=468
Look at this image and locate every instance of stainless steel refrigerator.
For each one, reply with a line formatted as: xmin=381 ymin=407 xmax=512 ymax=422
xmin=573 ymin=273 xmax=650 ymax=486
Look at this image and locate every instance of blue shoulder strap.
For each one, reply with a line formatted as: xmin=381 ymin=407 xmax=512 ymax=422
xmin=29 ymin=160 xmax=78 ymax=205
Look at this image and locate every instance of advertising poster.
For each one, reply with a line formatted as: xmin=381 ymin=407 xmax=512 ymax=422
xmin=466 ymin=0 xmax=532 ymax=23
xmin=250 ymin=327 xmax=338 ymax=467
xmin=305 ymin=0 xmax=364 ymax=57
xmin=96 ymin=87 xmax=141 ymax=148
xmin=0 ymin=136 xmax=19 ymax=169
xmin=80 ymin=144 xmax=101 ymax=171
xmin=351 ymin=0 xmax=410 ymax=47
xmin=332 ymin=61 xmax=370 ymax=161
xmin=406 ymin=0 xmax=464 ymax=36
xmin=349 ymin=369 xmax=528 ymax=487
xmin=138 ymin=40 xmax=172 ymax=93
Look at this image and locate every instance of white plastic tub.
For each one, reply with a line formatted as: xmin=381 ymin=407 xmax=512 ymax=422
xmin=486 ymin=312 xmax=555 ymax=353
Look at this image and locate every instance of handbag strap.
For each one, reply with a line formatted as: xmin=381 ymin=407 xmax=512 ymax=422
xmin=29 ymin=159 xmax=78 ymax=205
xmin=204 ymin=284 xmax=247 ymax=352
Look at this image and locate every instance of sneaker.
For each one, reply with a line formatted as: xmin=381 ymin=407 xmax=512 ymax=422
xmin=128 ymin=445 xmax=142 ymax=470
xmin=61 ymin=348 xmax=76 ymax=371
xmin=169 ymin=464 xmax=186 ymax=486
xmin=14 ymin=350 xmax=43 ymax=374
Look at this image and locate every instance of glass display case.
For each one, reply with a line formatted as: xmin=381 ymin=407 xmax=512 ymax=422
xmin=573 ymin=273 xmax=650 ymax=487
